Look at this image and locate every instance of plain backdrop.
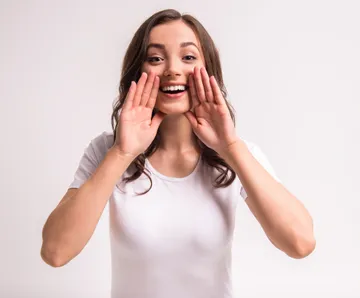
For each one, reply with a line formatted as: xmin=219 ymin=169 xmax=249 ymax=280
xmin=1 ymin=0 xmax=359 ymax=297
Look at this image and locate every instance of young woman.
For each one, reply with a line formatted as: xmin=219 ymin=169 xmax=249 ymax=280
xmin=41 ymin=9 xmax=315 ymax=298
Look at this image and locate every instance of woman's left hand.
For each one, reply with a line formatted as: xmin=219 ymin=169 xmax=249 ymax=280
xmin=184 ymin=66 xmax=239 ymax=156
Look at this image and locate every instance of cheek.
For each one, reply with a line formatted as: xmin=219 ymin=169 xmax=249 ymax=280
xmin=142 ymin=64 xmax=162 ymax=77
xmin=186 ymin=62 xmax=206 ymax=76
xmin=195 ymin=60 xmax=206 ymax=67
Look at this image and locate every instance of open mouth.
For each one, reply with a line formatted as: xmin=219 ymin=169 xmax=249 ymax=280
xmin=160 ymin=85 xmax=189 ymax=94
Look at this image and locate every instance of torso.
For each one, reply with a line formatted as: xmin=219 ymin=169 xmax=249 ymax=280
xmin=110 ymin=147 xmax=239 ymax=298
xmin=68 ymin=131 xmax=265 ymax=298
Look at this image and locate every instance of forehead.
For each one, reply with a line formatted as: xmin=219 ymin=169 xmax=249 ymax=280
xmin=148 ymin=20 xmax=200 ymax=47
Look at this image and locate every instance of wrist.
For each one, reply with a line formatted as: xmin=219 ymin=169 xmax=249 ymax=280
xmin=217 ymin=137 xmax=244 ymax=158
xmin=108 ymin=146 xmax=136 ymax=163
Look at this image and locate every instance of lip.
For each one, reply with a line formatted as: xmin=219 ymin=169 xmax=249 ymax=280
xmin=159 ymin=89 xmax=188 ymax=99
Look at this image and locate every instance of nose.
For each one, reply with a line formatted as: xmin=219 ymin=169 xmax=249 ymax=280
xmin=163 ymin=58 xmax=181 ymax=78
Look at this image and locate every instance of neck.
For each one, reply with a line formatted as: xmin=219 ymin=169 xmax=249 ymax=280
xmin=157 ymin=114 xmax=201 ymax=155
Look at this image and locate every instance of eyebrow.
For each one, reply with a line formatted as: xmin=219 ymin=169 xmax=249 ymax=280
xmin=146 ymin=42 xmax=200 ymax=52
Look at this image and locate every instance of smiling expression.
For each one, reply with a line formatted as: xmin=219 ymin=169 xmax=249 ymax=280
xmin=141 ymin=20 xmax=206 ymax=114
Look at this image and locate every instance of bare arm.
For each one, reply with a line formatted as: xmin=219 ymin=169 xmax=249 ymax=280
xmin=41 ymin=71 xmax=165 ymax=267
xmin=221 ymin=139 xmax=316 ymax=259
xmin=40 ymin=147 xmax=134 ymax=267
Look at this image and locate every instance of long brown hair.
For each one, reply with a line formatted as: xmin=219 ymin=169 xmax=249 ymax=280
xmin=111 ymin=9 xmax=238 ymax=195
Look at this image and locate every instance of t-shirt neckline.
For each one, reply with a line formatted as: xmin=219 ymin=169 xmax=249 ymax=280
xmin=145 ymin=155 xmax=202 ymax=182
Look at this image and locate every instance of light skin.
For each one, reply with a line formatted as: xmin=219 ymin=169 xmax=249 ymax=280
xmin=134 ymin=19 xmax=316 ymax=258
xmin=44 ymin=19 xmax=317 ymax=269
xmin=141 ymin=20 xmax=206 ymax=157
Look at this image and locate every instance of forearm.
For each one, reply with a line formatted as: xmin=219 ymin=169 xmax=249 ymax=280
xmin=220 ymin=139 xmax=315 ymax=258
xmin=41 ymin=147 xmax=134 ymax=266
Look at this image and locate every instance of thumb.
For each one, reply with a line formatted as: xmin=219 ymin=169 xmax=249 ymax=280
xmin=184 ymin=111 xmax=198 ymax=130
xmin=150 ymin=111 xmax=166 ymax=131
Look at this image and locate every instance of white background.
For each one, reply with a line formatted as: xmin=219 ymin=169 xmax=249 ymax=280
xmin=1 ymin=0 xmax=359 ymax=297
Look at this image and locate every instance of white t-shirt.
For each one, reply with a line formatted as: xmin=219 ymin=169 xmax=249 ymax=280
xmin=69 ymin=131 xmax=281 ymax=298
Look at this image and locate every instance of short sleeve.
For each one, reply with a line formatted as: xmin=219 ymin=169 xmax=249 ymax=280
xmin=68 ymin=131 xmax=112 ymax=189
xmin=240 ymin=143 xmax=282 ymax=200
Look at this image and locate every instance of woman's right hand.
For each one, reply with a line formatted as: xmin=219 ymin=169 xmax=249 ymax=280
xmin=113 ymin=71 xmax=166 ymax=158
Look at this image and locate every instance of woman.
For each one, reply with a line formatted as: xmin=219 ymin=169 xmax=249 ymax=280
xmin=41 ymin=9 xmax=316 ymax=298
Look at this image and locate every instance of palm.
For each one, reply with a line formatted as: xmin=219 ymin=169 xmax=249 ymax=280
xmin=192 ymin=102 xmax=234 ymax=149
xmin=185 ymin=66 xmax=238 ymax=155
xmin=119 ymin=106 xmax=154 ymax=150
xmin=121 ymin=106 xmax=152 ymax=128
xmin=114 ymin=72 xmax=165 ymax=157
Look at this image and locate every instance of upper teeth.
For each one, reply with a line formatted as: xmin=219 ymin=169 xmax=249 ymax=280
xmin=161 ymin=85 xmax=186 ymax=92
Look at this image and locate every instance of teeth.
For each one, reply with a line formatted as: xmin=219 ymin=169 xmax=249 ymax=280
xmin=161 ymin=85 xmax=186 ymax=92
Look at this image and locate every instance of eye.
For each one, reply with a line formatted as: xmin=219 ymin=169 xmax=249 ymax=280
xmin=147 ymin=57 xmax=163 ymax=63
xmin=183 ymin=55 xmax=196 ymax=61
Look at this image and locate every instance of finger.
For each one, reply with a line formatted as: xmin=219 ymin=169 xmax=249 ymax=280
xmin=184 ymin=110 xmax=199 ymax=129
xmin=150 ymin=109 xmax=166 ymax=131
xmin=210 ymin=76 xmax=226 ymax=105
xmin=189 ymin=74 xmax=200 ymax=107
xmin=146 ymin=76 xmax=160 ymax=109
xmin=133 ymin=72 xmax=148 ymax=106
xmin=140 ymin=72 xmax=155 ymax=106
xmin=194 ymin=66 xmax=206 ymax=102
xmin=200 ymin=67 xmax=214 ymax=102
xmin=122 ymin=81 xmax=137 ymax=110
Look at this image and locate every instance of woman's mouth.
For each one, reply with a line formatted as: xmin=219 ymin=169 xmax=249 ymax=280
xmin=159 ymin=84 xmax=189 ymax=99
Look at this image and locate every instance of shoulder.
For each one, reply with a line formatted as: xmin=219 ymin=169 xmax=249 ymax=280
xmin=90 ymin=130 xmax=114 ymax=150
xmin=68 ymin=131 xmax=115 ymax=189
xmin=238 ymin=137 xmax=282 ymax=183
xmin=236 ymin=137 xmax=273 ymax=165
xmin=239 ymin=137 xmax=274 ymax=158
xmin=236 ymin=137 xmax=263 ymax=158
xmin=85 ymin=131 xmax=114 ymax=162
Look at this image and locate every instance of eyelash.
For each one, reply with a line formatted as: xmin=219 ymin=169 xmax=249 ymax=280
xmin=146 ymin=55 xmax=196 ymax=63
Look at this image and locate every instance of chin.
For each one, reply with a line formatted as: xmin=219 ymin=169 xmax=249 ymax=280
xmin=155 ymin=105 xmax=191 ymax=115
xmin=155 ymin=93 xmax=192 ymax=115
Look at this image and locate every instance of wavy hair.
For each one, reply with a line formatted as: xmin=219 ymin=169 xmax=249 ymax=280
xmin=111 ymin=9 xmax=237 ymax=195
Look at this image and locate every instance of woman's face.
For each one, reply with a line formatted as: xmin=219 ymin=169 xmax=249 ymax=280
xmin=141 ymin=20 xmax=206 ymax=114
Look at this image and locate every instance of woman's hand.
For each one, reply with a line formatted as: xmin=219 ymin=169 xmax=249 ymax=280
xmin=114 ymin=72 xmax=166 ymax=158
xmin=184 ymin=66 xmax=239 ymax=155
